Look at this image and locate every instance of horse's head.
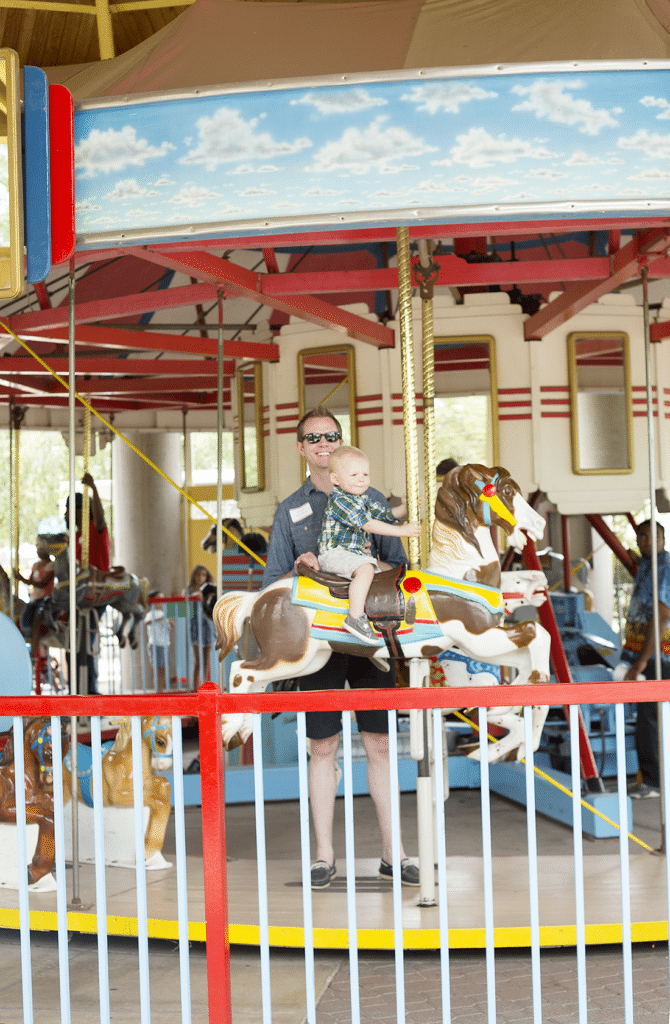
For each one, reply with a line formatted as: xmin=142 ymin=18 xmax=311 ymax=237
xmin=141 ymin=715 xmax=173 ymax=771
xmin=24 ymin=717 xmax=69 ymax=788
xmin=435 ymin=464 xmax=544 ymax=554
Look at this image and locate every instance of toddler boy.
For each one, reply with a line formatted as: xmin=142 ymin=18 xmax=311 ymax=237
xmin=318 ymin=446 xmax=421 ymax=644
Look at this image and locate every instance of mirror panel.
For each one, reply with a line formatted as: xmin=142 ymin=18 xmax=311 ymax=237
xmin=568 ymin=331 xmax=633 ymax=474
xmin=298 ymin=344 xmax=358 ymax=449
xmin=433 ymin=335 xmax=499 ymax=466
xmin=0 ymin=50 xmax=23 ymax=300
xmin=236 ymin=362 xmax=265 ymax=492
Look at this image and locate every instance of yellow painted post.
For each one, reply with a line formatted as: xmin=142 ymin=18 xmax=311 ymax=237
xmin=95 ymin=0 xmax=116 ymax=59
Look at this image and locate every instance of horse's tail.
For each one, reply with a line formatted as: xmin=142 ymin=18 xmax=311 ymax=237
xmin=212 ymin=590 xmax=255 ymax=660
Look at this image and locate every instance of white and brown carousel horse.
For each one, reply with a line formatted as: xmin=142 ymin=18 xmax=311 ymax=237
xmin=0 ymin=717 xmax=70 ymax=885
xmin=38 ymin=534 xmax=148 ymax=649
xmin=62 ymin=715 xmax=173 ymax=868
xmin=212 ymin=464 xmax=551 ymax=759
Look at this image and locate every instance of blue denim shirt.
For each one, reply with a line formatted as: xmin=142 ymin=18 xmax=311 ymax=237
xmin=262 ymin=479 xmax=408 ymax=588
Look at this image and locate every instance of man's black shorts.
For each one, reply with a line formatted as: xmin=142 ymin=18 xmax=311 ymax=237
xmin=297 ymin=651 xmax=396 ymax=739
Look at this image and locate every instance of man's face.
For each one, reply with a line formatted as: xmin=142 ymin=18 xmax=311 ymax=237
xmin=637 ymin=524 xmax=665 ymax=558
xmin=331 ymin=454 xmax=370 ymax=495
xmin=296 ymin=416 xmax=342 ymax=474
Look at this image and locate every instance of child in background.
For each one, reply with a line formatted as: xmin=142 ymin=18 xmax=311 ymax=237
xmin=15 ymin=537 xmax=55 ymax=656
xmin=318 ymin=446 xmax=421 ymax=644
xmin=145 ymin=589 xmax=172 ymax=691
xmin=188 ymin=565 xmax=216 ymax=687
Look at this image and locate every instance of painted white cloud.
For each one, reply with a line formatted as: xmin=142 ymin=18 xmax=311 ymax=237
xmin=302 ymin=187 xmax=341 ymax=196
xmin=106 ymin=178 xmax=147 ymax=201
xmin=307 ymin=117 xmax=437 ymax=174
xmin=239 ymin=187 xmax=275 ymax=196
xmin=290 ymin=89 xmax=387 ymax=114
xmin=75 ymin=199 xmax=100 ymax=212
xmin=510 ymin=79 xmax=618 ymax=135
xmin=401 ymin=83 xmax=497 ymax=115
xmin=154 ymin=176 xmax=175 ymax=187
xmin=470 ymin=175 xmax=520 ymax=192
xmin=257 ymin=165 xmax=281 ymax=173
xmin=181 ymin=106 xmax=311 ymax=170
xmin=629 ymin=167 xmax=670 ymax=180
xmin=640 ymin=96 xmax=670 ymax=119
xmin=171 ymin=184 xmax=220 ymax=207
xmin=380 ymin=163 xmax=418 ymax=175
xmin=526 ymin=168 xmax=566 ymax=180
xmin=75 ymin=126 xmax=175 ymax=178
xmin=451 ymin=127 xmax=557 ymax=167
xmin=227 ymin=165 xmax=255 ymax=175
xmin=618 ymin=129 xmax=670 ymax=158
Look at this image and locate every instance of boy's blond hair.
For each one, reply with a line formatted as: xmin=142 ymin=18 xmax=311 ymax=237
xmin=328 ymin=445 xmax=368 ymax=475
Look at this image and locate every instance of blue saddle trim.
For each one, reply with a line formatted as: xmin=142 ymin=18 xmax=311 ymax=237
xmin=64 ymin=740 xmax=114 ymax=807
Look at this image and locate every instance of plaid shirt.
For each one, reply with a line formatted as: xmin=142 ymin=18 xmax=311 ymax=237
xmin=319 ymin=486 xmax=396 ymax=556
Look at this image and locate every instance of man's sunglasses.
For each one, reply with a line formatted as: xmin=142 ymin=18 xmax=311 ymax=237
xmin=300 ymin=431 xmax=342 ymax=444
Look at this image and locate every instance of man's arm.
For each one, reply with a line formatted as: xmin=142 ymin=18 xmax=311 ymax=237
xmin=624 ymin=600 xmax=670 ymax=680
xmin=82 ymin=472 xmax=106 ymax=533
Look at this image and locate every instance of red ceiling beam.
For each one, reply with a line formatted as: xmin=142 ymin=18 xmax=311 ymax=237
xmin=74 ymin=376 xmax=223 ymax=394
xmin=0 ymin=358 xmax=236 ymax=376
xmin=5 ymin=284 xmax=217 ymax=333
xmin=127 ymin=247 xmax=395 ymax=348
xmin=20 ymin=325 xmax=279 ymax=361
xmin=523 ymin=228 xmax=670 ymax=340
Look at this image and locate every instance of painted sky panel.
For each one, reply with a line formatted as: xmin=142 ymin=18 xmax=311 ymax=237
xmin=73 ymin=66 xmax=670 ymax=244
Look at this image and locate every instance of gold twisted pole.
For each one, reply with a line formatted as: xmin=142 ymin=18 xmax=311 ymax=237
xmin=397 ymin=227 xmax=420 ymax=569
xmin=418 ymin=240 xmax=436 ymax=561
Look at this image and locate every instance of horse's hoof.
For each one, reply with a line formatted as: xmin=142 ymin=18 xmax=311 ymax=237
xmin=28 ymin=871 xmax=57 ymax=892
xmin=117 ymin=636 xmax=126 ymax=649
xmin=224 ymin=731 xmax=245 ymax=751
xmin=129 ymin=639 xmax=138 ymax=650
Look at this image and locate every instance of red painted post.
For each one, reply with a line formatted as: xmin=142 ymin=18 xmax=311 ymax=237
xmin=523 ymin=537 xmax=603 ymax=787
xmin=586 ymin=513 xmax=638 ymax=577
xmin=198 ymin=682 xmax=231 ymax=1024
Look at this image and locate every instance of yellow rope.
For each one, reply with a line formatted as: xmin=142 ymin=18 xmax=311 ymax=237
xmin=0 ymin=322 xmax=266 ymax=567
xmin=451 ymin=709 xmax=655 ymax=853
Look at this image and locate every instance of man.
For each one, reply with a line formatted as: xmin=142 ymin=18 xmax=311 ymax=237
xmin=262 ymin=406 xmax=418 ymax=889
xmin=64 ymin=472 xmax=110 ymax=695
xmin=620 ymin=519 xmax=670 ymax=798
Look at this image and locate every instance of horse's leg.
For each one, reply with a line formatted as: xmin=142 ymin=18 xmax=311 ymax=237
xmin=143 ymin=777 xmax=172 ymax=863
xmin=127 ymin=607 xmax=142 ymax=650
xmin=26 ymin=812 xmax=56 ymax=883
xmin=467 ymin=708 xmax=525 ymax=763
xmin=115 ymin=610 xmax=130 ymax=649
xmin=222 ymin=644 xmax=333 ymax=747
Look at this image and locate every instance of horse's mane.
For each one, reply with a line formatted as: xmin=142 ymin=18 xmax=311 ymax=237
xmin=110 ymin=717 xmax=133 ymax=754
xmin=434 ymin=464 xmax=511 ymax=556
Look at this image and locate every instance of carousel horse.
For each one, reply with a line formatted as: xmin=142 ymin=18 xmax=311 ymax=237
xmin=0 ymin=717 xmax=70 ymax=885
xmin=212 ymin=463 xmax=552 ymax=759
xmin=38 ymin=534 xmax=148 ymax=649
xmin=62 ymin=715 xmax=172 ymax=867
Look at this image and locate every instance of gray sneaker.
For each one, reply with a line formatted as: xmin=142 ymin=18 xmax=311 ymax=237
xmin=343 ymin=614 xmax=379 ymax=645
xmin=629 ymin=782 xmax=660 ymax=799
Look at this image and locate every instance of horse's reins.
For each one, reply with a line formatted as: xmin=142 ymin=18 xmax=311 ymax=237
xmin=475 ymin=474 xmax=517 ymax=527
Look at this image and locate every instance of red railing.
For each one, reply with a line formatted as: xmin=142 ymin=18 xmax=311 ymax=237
xmin=2 ymin=676 xmax=670 ymax=1024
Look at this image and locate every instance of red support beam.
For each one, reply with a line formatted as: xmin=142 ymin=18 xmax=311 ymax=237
xmin=0 ymin=358 xmax=235 ymax=377
xmin=524 ymin=228 xmax=670 ymax=340
xmin=128 ymin=247 xmax=395 ymax=348
xmin=586 ymin=514 xmax=638 ymax=577
xmin=18 ymin=325 xmax=279 ymax=361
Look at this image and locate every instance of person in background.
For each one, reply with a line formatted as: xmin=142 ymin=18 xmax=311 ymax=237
xmin=15 ymin=536 xmax=55 ymax=657
xmin=188 ymin=565 xmax=216 ymax=687
xmin=262 ymin=405 xmax=418 ymax=890
xmin=619 ymin=519 xmax=670 ymax=798
xmin=145 ymin=590 xmax=172 ymax=692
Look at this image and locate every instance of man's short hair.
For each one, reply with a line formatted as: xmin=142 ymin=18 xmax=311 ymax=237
xmin=637 ymin=518 xmax=665 ymax=538
xmin=328 ymin=445 xmax=366 ymax=474
xmin=296 ymin=405 xmax=342 ymax=441
xmin=436 ymin=458 xmax=458 ymax=476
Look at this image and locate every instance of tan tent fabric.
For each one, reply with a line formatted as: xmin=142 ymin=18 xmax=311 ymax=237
xmin=404 ymin=0 xmax=670 ymax=68
xmin=45 ymin=0 xmax=424 ymax=99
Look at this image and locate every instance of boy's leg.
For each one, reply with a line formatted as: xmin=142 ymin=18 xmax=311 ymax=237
xmin=348 ymin=563 xmax=375 ymax=619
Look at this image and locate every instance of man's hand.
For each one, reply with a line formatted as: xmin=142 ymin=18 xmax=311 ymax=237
xmin=624 ymin=663 xmax=644 ymax=681
xmin=81 ymin=472 xmax=96 ymax=490
xmin=294 ymin=551 xmax=320 ymax=573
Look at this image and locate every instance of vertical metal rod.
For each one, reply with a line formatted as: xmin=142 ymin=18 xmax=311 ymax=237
xmin=131 ymin=717 xmax=151 ymax=1023
xmin=171 ymin=716 xmax=193 ymax=1024
xmin=523 ymin=707 xmax=542 ymax=1021
xmin=432 ymin=709 xmax=451 ymax=1023
xmin=569 ymin=704 xmax=588 ymax=1022
xmin=14 ymin=717 xmax=34 ymax=1024
xmin=561 ymin=515 xmax=571 ymax=593
xmin=296 ymin=712 xmax=316 ymax=1024
xmin=91 ymin=715 xmax=111 ymax=1024
xmin=342 ymin=713 xmax=361 ymax=1024
xmin=478 ymin=708 xmax=497 ymax=1024
xmin=252 ymin=715 xmax=272 ymax=1024
xmin=50 ymin=716 xmax=72 ymax=1020
xmin=661 ymin=701 xmax=670 ymax=999
xmin=217 ymin=292 xmax=225 ymax=687
xmin=94 ymin=0 xmax=115 ymax=59
xmin=387 ymin=710 xmax=405 ymax=1023
xmin=68 ymin=258 xmax=81 ymax=906
xmin=396 ymin=227 xmax=420 ymax=569
xmin=642 ymin=265 xmax=665 ymax=843
xmin=615 ymin=702 xmax=634 ymax=1023
xmin=8 ymin=403 xmax=14 ymax=620
xmin=182 ymin=412 xmax=192 ymax=686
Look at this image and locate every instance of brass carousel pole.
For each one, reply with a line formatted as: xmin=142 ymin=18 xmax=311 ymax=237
xmin=397 ymin=228 xmax=435 ymax=906
xmin=417 ymin=239 xmax=438 ymax=554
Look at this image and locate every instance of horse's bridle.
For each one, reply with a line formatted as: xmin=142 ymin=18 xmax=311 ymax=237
xmin=30 ymin=722 xmax=53 ymax=774
xmin=475 ymin=474 xmax=517 ymax=528
xmin=143 ymin=717 xmax=170 ymax=755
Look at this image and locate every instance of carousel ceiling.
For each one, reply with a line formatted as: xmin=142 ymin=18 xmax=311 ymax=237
xmin=2 ymin=0 xmax=670 ymax=415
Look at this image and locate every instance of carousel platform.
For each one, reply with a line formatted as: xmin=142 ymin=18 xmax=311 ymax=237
xmin=0 ymin=789 xmax=666 ymax=950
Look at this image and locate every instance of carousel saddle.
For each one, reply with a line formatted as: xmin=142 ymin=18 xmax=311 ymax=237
xmin=88 ymin=565 xmax=126 ymax=585
xmin=296 ymin=562 xmax=408 ymax=623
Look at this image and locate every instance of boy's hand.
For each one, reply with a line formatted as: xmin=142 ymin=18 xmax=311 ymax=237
xmin=400 ymin=522 xmax=421 ymax=537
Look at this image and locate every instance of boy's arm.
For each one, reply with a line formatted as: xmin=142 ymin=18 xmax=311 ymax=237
xmin=363 ymin=518 xmax=421 ymax=538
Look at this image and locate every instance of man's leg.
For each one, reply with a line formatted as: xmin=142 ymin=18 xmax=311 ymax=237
xmin=360 ymin=729 xmax=407 ymax=865
xmin=308 ymin=733 xmax=340 ymax=866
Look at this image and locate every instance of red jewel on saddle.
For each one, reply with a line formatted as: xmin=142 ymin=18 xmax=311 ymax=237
xmin=482 ymin=484 xmax=497 ymax=497
xmin=403 ymin=575 xmax=422 ymax=594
